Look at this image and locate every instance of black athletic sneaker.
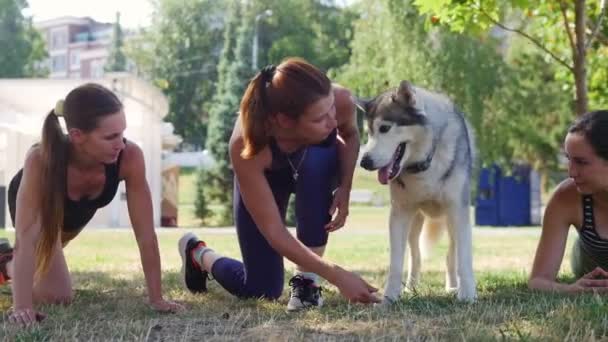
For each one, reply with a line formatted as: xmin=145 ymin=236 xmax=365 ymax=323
xmin=178 ymin=233 xmax=208 ymax=293
xmin=0 ymin=238 xmax=13 ymax=285
xmin=286 ymin=275 xmax=323 ymax=311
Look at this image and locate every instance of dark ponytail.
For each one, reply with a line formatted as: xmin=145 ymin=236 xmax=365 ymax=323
xmin=239 ymin=71 xmax=273 ymax=159
xmin=37 ymin=110 xmax=68 ymax=277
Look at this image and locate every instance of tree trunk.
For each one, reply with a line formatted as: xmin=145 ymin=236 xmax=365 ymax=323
xmin=573 ymin=0 xmax=589 ymax=116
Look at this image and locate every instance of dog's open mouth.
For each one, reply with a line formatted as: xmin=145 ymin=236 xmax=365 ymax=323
xmin=378 ymin=143 xmax=406 ymax=185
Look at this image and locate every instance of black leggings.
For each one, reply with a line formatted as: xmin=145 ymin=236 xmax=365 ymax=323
xmin=210 ymin=142 xmax=338 ymax=299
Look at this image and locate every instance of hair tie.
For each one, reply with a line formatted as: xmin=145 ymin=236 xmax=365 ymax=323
xmin=54 ymin=100 xmax=65 ymax=117
xmin=260 ymin=64 xmax=276 ymax=87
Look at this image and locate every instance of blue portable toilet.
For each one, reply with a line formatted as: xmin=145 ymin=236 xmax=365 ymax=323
xmin=475 ymin=164 xmax=541 ymax=226
xmin=475 ymin=165 xmax=500 ymax=226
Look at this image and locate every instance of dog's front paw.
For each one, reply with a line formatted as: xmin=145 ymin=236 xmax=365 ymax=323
xmin=456 ymin=285 xmax=477 ymax=302
xmin=374 ymin=295 xmax=398 ymax=309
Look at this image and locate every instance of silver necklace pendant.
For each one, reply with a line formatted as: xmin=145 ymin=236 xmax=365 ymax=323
xmin=286 ymin=147 xmax=307 ymax=183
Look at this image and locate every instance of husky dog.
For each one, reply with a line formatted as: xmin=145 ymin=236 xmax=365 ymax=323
xmin=358 ymin=81 xmax=477 ymax=303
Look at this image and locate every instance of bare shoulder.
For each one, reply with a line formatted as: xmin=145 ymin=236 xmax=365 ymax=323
xmin=22 ymin=145 xmax=43 ymax=175
xmin=15 ymin=146 xmax=44 ymax=204
xmin=544 ymin=178 xmax=579 ymax=225
xmin=332 ymin=84 xmax=352 ymax=101
xmin=119 ymin=140 xmax=145 ymax=180
xmin=229 ymin=116 xmax=270 ymax=166
xmin=121 ymin=140 xmax=144 ymax=160
xmin=332 ymin=84 xmax=356 ymax=128
xmin=230 ymin=136 xmax=271 ymax=171
xmin=551 ymin=178 xmax=579 ymax=205
xmin=333 ymin=84 xmax=354 ymax=111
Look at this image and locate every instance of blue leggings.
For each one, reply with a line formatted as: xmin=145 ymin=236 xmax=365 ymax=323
xmin=210 ymin=143 xmax=338 ymax=299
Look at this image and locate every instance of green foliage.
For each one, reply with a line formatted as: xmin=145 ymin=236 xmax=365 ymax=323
xmin=251 ymin=0 xmax=356 ymax=71
xmin=105 ymin=13 xmax=127 ymax=72
xmin=0 ymin=0 xmax=47 ymax=77
xmin=484 ymin=46 xmax=571 ymax=170
xmin=124 ymin=0 xmax=227 ymax=148
xmin=204 ymin=2 xmax=255 ymax=225
xmin=193 ymin=167 xmax=211 ymax=224
xmin=413 ymin=0 xmax=608 ymax=116
xmin=286 ymin=196 xmax=296 ymax=227
xmin=338 ymin=0 xmax=571 ymax=174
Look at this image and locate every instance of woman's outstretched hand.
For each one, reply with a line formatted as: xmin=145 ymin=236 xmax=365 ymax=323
xmin=570 ymin=267 xmax=608 ymax=292
xmin=7 ymin=307 xmax=46 ymax=327
xmin=149 ymin=298 xmax=185 ymax=313
xmin=332 ymin=266 xmax=381 ymax=304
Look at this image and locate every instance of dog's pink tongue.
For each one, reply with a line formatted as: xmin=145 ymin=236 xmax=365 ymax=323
xmin=378 ymin=167 xmax=389 ymax=185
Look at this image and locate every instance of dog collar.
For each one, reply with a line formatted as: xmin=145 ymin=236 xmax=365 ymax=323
xmin=403 ymin=123 xmax=446 ymax=174
xmin=404 ymin=155 xmax=432 ymax=173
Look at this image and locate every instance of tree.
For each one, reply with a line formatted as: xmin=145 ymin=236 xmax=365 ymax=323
xmin=0 ymin=0 xmax=47 ymax=77
xmin=124 ymin=0 xmax=227 ymax=148
xmin=105 ymin=12 xmax=127 ymax=72
xmin=194 ymin=167 xmax=211 ymax=225
xmin=414 ymin=0 xmax=607 ymax=116
xmin=338 ymin=0 xmax=571 ymax=178
xmin=204 ymin=2 xmax=255 ymax=225
xmin=250 ymin=0 xmax=357 ymax=71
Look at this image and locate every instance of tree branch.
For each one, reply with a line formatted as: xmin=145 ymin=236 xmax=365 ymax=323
xmin=475 ymin=4 xmax=574 ymax=72
xmin=559 ymin=0 xmax=577 ymax=54
xmin=595 ymin=30 xmax=608 ymax=45
xmin=586 ymin=0 xmax=607 ymax=50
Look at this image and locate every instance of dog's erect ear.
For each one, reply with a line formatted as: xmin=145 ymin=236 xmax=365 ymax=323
xmin=353 ymin=96 xmax=372 ymax=114
xmin=394 ymin=80 xmax=416 ymax=106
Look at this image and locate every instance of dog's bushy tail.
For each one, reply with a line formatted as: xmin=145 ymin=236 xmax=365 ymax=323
xmin=420 ymin=218 xmax=444 ymax=260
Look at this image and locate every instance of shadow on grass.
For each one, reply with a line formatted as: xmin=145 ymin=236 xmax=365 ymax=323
xmin=3 ymin=269 xmax=608 ymax=341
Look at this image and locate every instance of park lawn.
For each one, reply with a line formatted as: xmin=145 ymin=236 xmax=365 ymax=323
xmin=2 ymin=227 xmax=606 ymax=341
xmin=177 ymin=166 xmax=392 ymax=228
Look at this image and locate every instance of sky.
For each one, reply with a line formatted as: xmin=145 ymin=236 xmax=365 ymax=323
xmin=25 ymin=0 xmax=154 ymax=29
xmin=24 ymin=0 xmax=357 ymax=29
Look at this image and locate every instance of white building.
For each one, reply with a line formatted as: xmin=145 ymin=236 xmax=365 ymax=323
xmin=0 ymin=73 xmax=175 ymax=228
xmin=35 ymin=16 xmax=113 ymax=79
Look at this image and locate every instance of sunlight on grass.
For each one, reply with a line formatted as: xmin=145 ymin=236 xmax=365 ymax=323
xmin=0 ymin=169 xmax=596 ymax=341
xmin=1 ymin=227 xmax=598 ymax=341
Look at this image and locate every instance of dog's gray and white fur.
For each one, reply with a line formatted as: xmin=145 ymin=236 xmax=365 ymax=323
xmin=358 ymin=81 xmax=477 ymax=303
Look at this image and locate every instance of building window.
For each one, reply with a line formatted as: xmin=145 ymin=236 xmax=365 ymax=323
xmin=90 ymin=59 xmax=105 ymax=78
xmin=51 ymin=31 xmax=67 ymax=49
xmin=52 ymin=55 xmax=67 ymax=72
xmin=70 ymin=51 xmax=80 ymax=69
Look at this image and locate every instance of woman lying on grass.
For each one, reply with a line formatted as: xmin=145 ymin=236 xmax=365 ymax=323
xmin=0 ymin=83 xmax=183 ymax=327
xmin=530 ymin=110 xmax=608 ymax=292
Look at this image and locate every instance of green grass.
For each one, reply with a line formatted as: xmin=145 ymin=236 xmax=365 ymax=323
xmin=2 ymin=168 xmax=600 ymax=340
xmin=1 ymin=227 xmax=605 ymax=341
xmin=178 ymin=167 xmax=198 ymax=206
xmin=177 ymin=166 xmax=391 ymax=227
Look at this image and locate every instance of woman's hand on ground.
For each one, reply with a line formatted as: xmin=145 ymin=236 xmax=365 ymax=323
xmin=149 ymin=298 xmax=185 ymax=313
xmin=325 ymin=187 xmax=350 ymax=232
xmin=333 ymin=267 xmax=381 ymax=304
xmin=7 ymin=307 xmax=46 ymax=327
xmin=571 ymin=267 xmax=608 ymax=292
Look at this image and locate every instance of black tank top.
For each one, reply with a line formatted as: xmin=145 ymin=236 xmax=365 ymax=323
xmin=577 ymin=194 xmax=608 ymax=267
xmin=8 ymin=150 xmax=124 ymax=232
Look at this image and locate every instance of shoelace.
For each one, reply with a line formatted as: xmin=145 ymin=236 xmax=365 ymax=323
xmin=289 ymin=275 xmax=322 ymax=300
